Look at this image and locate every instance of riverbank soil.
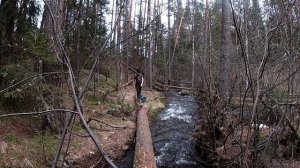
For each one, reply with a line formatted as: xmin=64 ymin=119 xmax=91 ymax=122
xmin=0 ymin=73 xmax=164 ymax=167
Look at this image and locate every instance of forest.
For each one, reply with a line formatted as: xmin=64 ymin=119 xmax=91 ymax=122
xmin=1 ymin=0 xmax=300 ymax=167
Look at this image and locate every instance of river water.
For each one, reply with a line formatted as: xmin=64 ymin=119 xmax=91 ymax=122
xmin=151 ymin=91 xmax=202 ymax=168
xmin=117 ymin=92 xmax=202 ymax=168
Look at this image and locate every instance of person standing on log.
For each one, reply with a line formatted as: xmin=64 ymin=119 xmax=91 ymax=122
xmin=135 ymin=69 xmax=144 ymax=99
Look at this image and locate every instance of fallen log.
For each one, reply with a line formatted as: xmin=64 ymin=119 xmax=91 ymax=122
xmin=164 ymin=84 xmax=193 ymax=90
xmin=134 ymin=106 xmax=157 ymax=168
xmin=122 ymin=78 xmax=134 ymax=88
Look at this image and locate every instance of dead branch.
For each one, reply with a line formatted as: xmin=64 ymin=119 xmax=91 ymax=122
xmin=0 ymin=72 xmax=67 ymax=94
xmin=67 ymin=128 xmax=90 ymax=138
xmin=0 ymin=109 xmax=77 ymax=118
xmin=87 ymin=117 xmax=127 ymax=129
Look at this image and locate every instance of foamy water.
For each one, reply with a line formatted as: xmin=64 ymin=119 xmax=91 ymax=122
xmin=151 ymin=92 xmax=202 ymax=168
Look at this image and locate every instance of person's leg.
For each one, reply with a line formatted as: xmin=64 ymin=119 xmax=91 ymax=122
xmin=136 ymin=84 xmax=141 ymax=98
xmin=138 ymin=85 xmax=141 ymax=98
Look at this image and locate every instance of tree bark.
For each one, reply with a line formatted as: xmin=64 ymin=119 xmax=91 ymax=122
xmin=218 ymin=0 xmax=231 ymax=102
xmin=76 ymin=0 xmax=83 ymax=85
xmin=168 ymin=0 xmax=171 ymax=84
xmin=42 ymin=0 xmax=66 ymax=131
xmin=125 ymin=0 xmax=132 ymax=83
xmin=204 ymin=0 xmax=210 ymax=91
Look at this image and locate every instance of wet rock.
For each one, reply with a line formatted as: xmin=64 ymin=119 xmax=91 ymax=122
xmin=0 ymin=141 xmax=8 ymax=154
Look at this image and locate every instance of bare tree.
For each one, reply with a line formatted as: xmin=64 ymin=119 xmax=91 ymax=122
xmin=168 ymin=0 xmax=171 ymax=84
xmin=124 ymin=0 xmax=133 ymax=83
xmin=218 ymin=0 xmax=231 ymax=102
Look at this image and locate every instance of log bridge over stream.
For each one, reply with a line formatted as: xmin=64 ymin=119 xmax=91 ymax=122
xmin=133 ymin=105 xmax=157 ymax=168
xmin=124 ymin=65 xmax=197 ymax=168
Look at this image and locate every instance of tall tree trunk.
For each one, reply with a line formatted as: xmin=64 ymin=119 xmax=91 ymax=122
xmin=244 ymin=0 xmax=250 ymax=90
xmin=137 ymin=0 xmax=143 ymax=58
xmin=43 ymin=0 xmax=66 ymax=60
xmin=219 ymin=0 xmax=231 ymax=102
xmin=76 ymin=0 xmax=83 ymax=85
xmin=204 ymin=0 xmax=210 ymax=91
xmin=42 ymin=0 xmax=66 ymax=131
xmin=192 ymin=0 xmax=195 ymax=89
xmin=0 ymin=0 xmax=17 ymax=64
xmin=148 ymin=0 xmax=156 ymax=90
xmin=125 ymin=0 xmax=132 ymax=83
xmin=115 ymin=0 xmax=121 ymax=91
xmin=168 ymin=0 xmax=171 ymax=84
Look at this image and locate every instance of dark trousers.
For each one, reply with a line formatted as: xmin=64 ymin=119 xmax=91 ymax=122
xmin=135 ymin=84 xmax=141 ymax=98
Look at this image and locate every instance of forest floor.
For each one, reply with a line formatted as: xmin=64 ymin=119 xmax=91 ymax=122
xmin=0 ymin=73 xmax=165 ymax=167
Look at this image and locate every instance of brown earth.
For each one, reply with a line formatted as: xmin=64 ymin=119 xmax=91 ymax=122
xmin=0 ymin=79 xmax=164 ymax=167
xmin=67 ymin=86 xmax=164 ymax=168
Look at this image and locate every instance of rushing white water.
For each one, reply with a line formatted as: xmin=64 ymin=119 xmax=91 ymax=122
xmin=160 ymin=104 xmax=192 ymax=123
xmin=151 ymin=92 xmax=202 ymax=168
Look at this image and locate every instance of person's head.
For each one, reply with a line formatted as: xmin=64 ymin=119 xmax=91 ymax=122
xmin=137 ymin=69 xmax=141 ymax=73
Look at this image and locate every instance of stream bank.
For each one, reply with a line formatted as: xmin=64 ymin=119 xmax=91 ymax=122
xmin=118 ymin=91 xmax=202 ymax=168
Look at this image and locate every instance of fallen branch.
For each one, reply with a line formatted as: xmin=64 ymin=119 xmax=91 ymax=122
xmin=163 ymin=84 xmax=193 ymax=90
xmin=0 ymin=72 xmax=68 ymax=94
xmin=87 ymin=117 xmax=127 ymax=129
xmin=122 ymin=78 xmax=134 ymax=88
xmin=90 ymin=158 xmax=104 ymax=168
xmin=0 ymin=109 xmax=77 ymax=118
xmin=67 ymin=128 xmax=90 ymax=137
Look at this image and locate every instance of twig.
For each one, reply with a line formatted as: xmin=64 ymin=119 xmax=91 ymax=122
xmin=87 ymin=117 xmax=127 ymax=129
xmin=243 ymin=27 xmax=276 ymax=165
xmin=90 ymin=158 xmax=104 ymax=168
xmin=60 ymin=116 xmax=77 ymax=168
xmin=0 ymin=109 xmax=77 ymax=118
xmin=0 ymin=72 xmax=67 ymax=94
xmin=67 ymin=128 xmax=90 ymax=137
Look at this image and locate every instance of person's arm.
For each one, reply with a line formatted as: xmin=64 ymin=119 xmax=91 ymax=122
xmin=141 ymin=76 xmax=144 ymax=86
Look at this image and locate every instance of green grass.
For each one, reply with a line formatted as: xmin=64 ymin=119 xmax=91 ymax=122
xmin=72 ymin=121 xmax=85 ymax=132
xmin=147 ymin=102 xmax=165 ymax=122
xmin=28 ymin=131 xmax=57 ymax=166
xmin=4 ymin=134 xmax=20 ymax=144
xmin=1 ymin=131 xmax=58 ymax=167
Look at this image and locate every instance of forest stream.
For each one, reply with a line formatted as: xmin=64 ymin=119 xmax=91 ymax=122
xmin=118 ymin=91 xmax=202 ymax=167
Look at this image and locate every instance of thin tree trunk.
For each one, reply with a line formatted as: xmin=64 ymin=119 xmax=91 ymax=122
xmin=219 ymin=0 xmax=231 ymax=102
xmin=125 ymin=0 xmax=132 ymax=83
xmin=192 ymin=0 xmax=195 ymax=89
xmin=244 ymin=0 xmax=250 ymax=90
xmin=204 ymin=0 xmax=210 ymax=91
xmin=170 ymin=8 xmax=186 ymax=71
xmin=168 ymin=0 xmax=171 ymax=84
xmin=115 ymin=0 xmax=121 ymax=91
xmin=138 ymin=0 xmax=143 ymax=58
xmin=76 ymin=0 xmax=83 ymax=85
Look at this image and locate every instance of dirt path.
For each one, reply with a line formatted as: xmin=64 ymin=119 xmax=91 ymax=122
xmin=66 ymin=86 xmax=164 ymax=167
